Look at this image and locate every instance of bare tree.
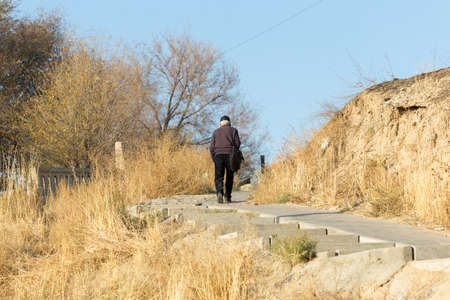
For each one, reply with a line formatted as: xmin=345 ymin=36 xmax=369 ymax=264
xmin=140 ymin=34 xmax=240 ymax=143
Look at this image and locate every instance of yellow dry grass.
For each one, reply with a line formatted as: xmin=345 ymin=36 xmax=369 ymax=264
xmin=254 ymin=126 xmax=449 ymax=228
xmin=119 ymin=138 xmax=216 ymax=201
xmin=0 ymin=139 xmax=327 ymax=299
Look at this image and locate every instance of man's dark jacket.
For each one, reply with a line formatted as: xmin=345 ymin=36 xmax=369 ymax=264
xmin=210 ymin=125 xmax=241 ymax=158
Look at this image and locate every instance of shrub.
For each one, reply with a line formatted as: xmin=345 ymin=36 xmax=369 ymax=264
xmin=271 ymin=234 xmax=317 ymax=265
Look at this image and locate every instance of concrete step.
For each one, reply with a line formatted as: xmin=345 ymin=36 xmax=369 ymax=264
xmin=253 ymin=223 xmax=300 ymax=231
xmin=311 ymin=234 xmax=360 ymax=244
xmin=211 ymin=225 xmax=330 ymax=240
xmin=210 ymin=223 xmax=245 ymax=235
xmin=169 ymin=207 xmax=238 ymax=215
xmin=249 ymin=217 xmax=276 ymax=225
xmin=163 ymin=205 xmax=447 ymax=261
xmin=260 ymin=234 xmax=395 ymax=254
xmin=413 ymin=244 xmax=450 ymax=260
xmin=184 ymin=214 xmax=282 ymax=235
xmin=184 ymin=213 xmax=250 ymax=223
xmin=257 ymin=228 xmax=328 ymax=238
xmin=183 ymin=211 xmax=268 ymax=221
xmin=316 ymin=242 xmax=396 ymax=254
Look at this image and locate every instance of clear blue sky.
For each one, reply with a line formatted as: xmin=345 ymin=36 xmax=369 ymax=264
xmin=18 ymin=0 xmax=450 ymax=158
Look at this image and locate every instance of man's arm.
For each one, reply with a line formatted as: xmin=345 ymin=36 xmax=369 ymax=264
xmin=234 ymin=128 xmax=241 ymax=149
xmin=209 ymin=132 xmax=216 ymax=159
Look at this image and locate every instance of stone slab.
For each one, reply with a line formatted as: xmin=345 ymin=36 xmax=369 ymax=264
xmin=253 ymin=223 xmax=299 ymax=231
xmin=256 ymin=228 xmax=327 ymax=238
xmin=249 ymin=217 xmax=276 ymax=225
xmin=206 ymin=223 xmax=246 ymax=235
xmin=315 ymin=242 xmax=395 ymax=253
xmin=297 ymin=246 xmax=413 ymax=296
xmin=169 ymin=207 xmax=238 ymax=214
xmin=183 ymin=213 xmax=250 ymax=224
xmin=334 ymin=242 xmax=396 ymax=255
xmin=413 ymin=244 xmax=450 ymax=260
xmin=311 ymin=234 xmax=359 ymax=244
xmin=385 ymin=258 xmax=450 ymax=299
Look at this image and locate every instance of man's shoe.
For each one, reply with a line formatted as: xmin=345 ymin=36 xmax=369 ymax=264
xmin=225 ymin=195 xmax=232 ymax=203
xmin=217 ymin=193 xmax=224 ymax=204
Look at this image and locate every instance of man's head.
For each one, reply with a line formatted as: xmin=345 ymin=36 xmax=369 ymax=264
xmin=220 ymin=115 xmax=231 ymax=127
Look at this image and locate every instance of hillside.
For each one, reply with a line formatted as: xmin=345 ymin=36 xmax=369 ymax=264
xmin=255 ymin=68 xmax=450 ymax=227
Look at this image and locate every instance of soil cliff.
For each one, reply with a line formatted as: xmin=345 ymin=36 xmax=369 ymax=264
xmin=256 ymin=68 xmax=449 ymax=227
xmin=314 ymin=68 xmax=449 ymax=224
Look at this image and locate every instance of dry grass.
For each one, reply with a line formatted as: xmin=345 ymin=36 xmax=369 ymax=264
xmin=254 ymin=123 xmax=449 ymax=227
xmin=271 ymin=235 xmax=317 ymax=266
xmin=120 ymin=138 xmax=216 ymax=202
xmin=0 ymin=139 xmax=331 ymax=299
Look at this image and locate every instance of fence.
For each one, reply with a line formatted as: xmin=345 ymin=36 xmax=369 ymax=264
xmin=37 ymin=166 xmax=91 ymax=196
xmin=29 ymin=143 xmax=262 ymax=196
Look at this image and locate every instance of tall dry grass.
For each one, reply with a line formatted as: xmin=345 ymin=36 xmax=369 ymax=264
xmin=253 ymin=116 xmax=449 ymax=228
xmin=0 ymin=139 xmax=325 ymax=299
xmin=121 ymin=138 xmax=216 ymax=202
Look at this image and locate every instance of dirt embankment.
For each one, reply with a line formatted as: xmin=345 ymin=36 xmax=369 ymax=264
xmin=255 ymin=68 xmax=449 ymax=227
xmin=325 ymin=68 xmax=449 ymax=222
xmin=331 ymin=68 xmax=449 ymax=184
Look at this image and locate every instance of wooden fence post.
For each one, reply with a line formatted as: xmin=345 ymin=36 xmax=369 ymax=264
xmin=115 ymin=142 xmax=124 ymax=171
xmin=260 ymin=155 xmax=265 ymax=174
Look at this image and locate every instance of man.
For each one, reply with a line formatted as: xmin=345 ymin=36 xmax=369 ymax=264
xmin=210 ymin=115 xmax=241 ymax=203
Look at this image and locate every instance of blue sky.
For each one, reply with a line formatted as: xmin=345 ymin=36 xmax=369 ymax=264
xmin=18 ymin=1 xmax=450 ymax=158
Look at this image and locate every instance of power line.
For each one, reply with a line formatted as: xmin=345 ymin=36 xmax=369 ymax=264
xmin=224 ymin=0 xmax=325 ymax=54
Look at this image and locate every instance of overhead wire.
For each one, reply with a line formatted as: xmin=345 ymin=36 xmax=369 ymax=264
xmin=224 ymin=0 xmax=325 ymax=54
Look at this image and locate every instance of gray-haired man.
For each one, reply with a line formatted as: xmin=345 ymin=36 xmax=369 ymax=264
xmin=209 ymin=115 xmax=241 ymax=203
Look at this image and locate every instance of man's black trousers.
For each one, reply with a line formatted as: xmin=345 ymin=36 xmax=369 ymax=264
xmin=213 ymin=154 xmax=234 ymax=197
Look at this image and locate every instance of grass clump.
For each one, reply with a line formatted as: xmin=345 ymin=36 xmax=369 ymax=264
xmin=271 ymin=235 xmax=317 ymax=265
xmin=276 ymin=192 xmax=293 ymax=204
xmin=368 ymin=188 xmax=403 ymax=217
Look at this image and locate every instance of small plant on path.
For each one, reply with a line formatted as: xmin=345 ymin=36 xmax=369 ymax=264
xmin=271 ymin=234 xmax=317 ymax=265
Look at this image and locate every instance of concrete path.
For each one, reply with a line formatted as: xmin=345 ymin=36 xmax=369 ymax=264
xmin=128 ymin=191 xmax=450 ymax=260
xmin=207 ymin=191 xmax=450 ymax=248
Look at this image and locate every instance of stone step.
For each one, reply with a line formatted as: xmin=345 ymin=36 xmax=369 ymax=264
xmin=186 ymin=215 xmax=298 ymax=233
xmin=316 ymin=242 xmax=396 ymax=254
xmin=249 ymin=217 xmax=276 ymax=225
xmin=266 ymin=234 xmax=358 ymax=246
xmin=253 ymin=223 xmax=300 ymax=231
xmin=211 ymin=223 xmax=245 ymax=235
xmin=169 ymin=207 xmax=238 ymax=215
xmin=412 ymin=244 xmax=450 ymax=260
xmin=210 ymin=225 xmax=327 ymax=237
xmin=257 ymin=228 xmax=328 ymax=238
xmin=129 ymin=206 xmax=240 ymax=219
xmin=184 ymin=213 xmax=250 ymax=223
xmin=192 ymin=215 xmax=275 ymax=224
xmin=311 ymin=234 xmax=360 ymax=244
